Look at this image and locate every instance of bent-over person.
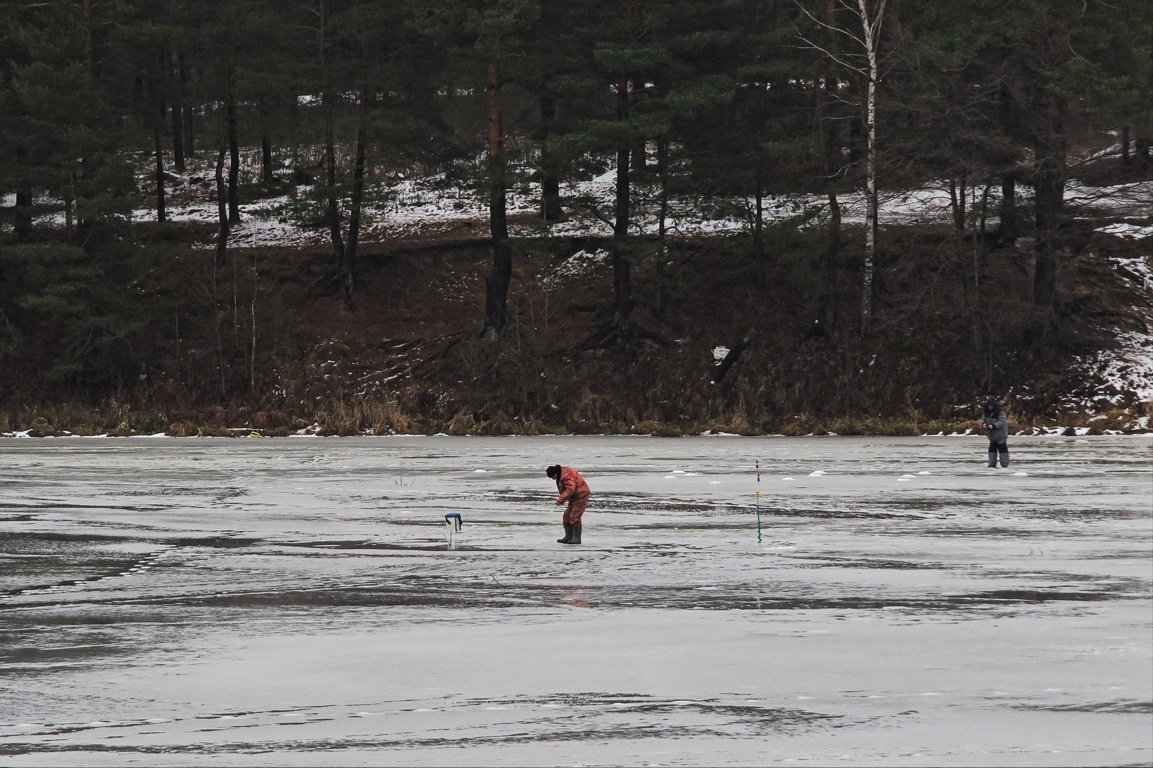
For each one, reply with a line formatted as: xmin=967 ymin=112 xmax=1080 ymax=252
xmin=546 ymin=464 xmax=589 ymax=544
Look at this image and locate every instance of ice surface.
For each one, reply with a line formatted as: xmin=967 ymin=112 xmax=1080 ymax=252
xmin=0 ymin=435 xmax=1150 ymax=766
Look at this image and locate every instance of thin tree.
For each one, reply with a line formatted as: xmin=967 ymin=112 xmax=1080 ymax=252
xmin=477 ymin=0 xmax=537 ymax=340
xmin=481 ymin=54 xmax=513 ymax=339
xmin=610 ymin=61 xmax=634 ymax=337
xmin=798 ymin=0 xmax=887 ymax=334
xmin=315 ymin=0 xmax=347 ymax=300
xmin=343 ymin=69 xmax=370 ymax=311
xmin=222 ymin=14 xmax=241 ymax=224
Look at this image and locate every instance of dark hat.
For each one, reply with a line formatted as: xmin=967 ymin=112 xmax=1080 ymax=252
xmin=546 ymin=465 xmax=561 ymax=478
xmin=984 ymin=395 xmax=999 ymax=407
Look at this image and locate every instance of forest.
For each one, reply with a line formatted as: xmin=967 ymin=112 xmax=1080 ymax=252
xmin=0 ymin=0 xmax=1150 ymax=436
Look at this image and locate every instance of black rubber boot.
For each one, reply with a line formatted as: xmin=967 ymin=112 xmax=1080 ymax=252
xmin=557 ymin=524 xmax=572 ymax=544
xmin=568 ymin=526 xmax=581 ymax=544
xmin=988 ymin=450 xmax=997 ymax=468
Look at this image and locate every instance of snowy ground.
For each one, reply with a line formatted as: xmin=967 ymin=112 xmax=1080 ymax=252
xmin=132 ymin=162 xmax=1153 ymax=250
xmin=5 ymin=146 xmax=1152 ymax=413
xmin=1 ymin=435 xmax=1150 ymax=767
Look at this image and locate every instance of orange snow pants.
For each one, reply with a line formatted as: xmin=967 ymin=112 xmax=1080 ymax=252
xmin=562 ymin=494 xmax=589 ymax=526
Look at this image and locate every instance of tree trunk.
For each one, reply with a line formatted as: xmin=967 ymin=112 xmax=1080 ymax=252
xmin=816 ymin=0 xmax=840 ymax=335
xmin=1136 ymin=134 xmax=1152 ymax=169
xmin=1032 ymin=139 xmax=1065 ymax=309
xmin=611 ymin=70 xmax=634 ymax=336
xmin=820 ymin=192 xmax=841 ymax=335
xmin=82 ymin=0 xmax=95 ymax=78
xmin=948 ymin=175 xmax=967 ymax=233
xmin=13 ymin=189 xmax=33 ymax=241
xmin=970 ymin=200 xmax=986 ymax=361
xmin=225 ymin=38 xmax=240 ymax=224
xmin=249 ymin=251 xmax=258 ymax=395
xmin=752 ymin=167 xmax=765 ymax=263
xmin=821 ymin=0 xmax=840 ymax=170
xmin=977 ymin=180 xmax=992 ymax=239
xmin=213 ymin=144 xmax=229 ymax=398
xmin=856 ymin=0 xmax=885 ymax=335
xmin=183 ymin=103 xmax=195 ymax=157
xmin=170 ymin=52 xmax=186 ymax=171
xmin=539 ymin=90 xmax=563 ymax=222
xmin=171 ymin=107 xmax=185 ymax=173
xmin=860 ymin=75 xmax=877 ymax=333
xmin=631 ymin=138 xmax=647 ymax=174
xmin=322 ymin=110 xmax=345 ymax=279
xmin=63 ymin=175 xmax=75 ymax=243
xmin=318 ymin=0 xmax=346 ymax=285
xmin=630 ymin=80 xmax=648 ymax=173
xmin=482 ymin=60 xmax=512 ymax=340
xmin=999 ymin=175 xmax=1017 ymax=242
xmin=655 ymin=133 xmax=670 ymax=318
xmin=154 ymin=128 xmax=167 ymax=223
xmin=214 ymin=144 xmax=230 ymax=268
xmin=261 ymin=136 xmax=274 ymax=186
xmin=344 ymin=84 xmax=370 ymax=312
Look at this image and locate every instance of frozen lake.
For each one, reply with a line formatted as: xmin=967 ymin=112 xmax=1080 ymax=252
xmin=1 ymin=434 xmax=1150 ymax=767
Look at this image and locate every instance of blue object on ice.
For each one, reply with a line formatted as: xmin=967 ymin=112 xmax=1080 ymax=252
xmin=444 ymin=513 xmax=463 ymax=532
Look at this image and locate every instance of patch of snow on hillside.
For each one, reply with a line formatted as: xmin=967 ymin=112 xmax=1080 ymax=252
xmin=1068 ymin=180 xmax=1153 ymax=218
xmin=56 ymin=159 xmax=1153 ymax=251
xmin=1072 ymin=253 xmax=1153 ymax=407
xmin=1097 ymin=222 xmax=1153 ymax=240
xmin=1075 ymin=331 xmax=1153 ymax=406
xmin=1109 ymin=254 xmax=1153 ymax=293
xmin=543 ymin=249 xmax=608 ymax=288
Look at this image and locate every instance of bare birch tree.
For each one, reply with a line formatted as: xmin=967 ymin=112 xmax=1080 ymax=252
xmin=798 ymin=0 xmax=887 ymax=334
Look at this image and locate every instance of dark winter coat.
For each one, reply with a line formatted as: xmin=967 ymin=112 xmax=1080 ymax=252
xmin=981 ymin=407 xmax=1008 ymax=443
xmin=555 ymin=466 xmax=590 ymax=503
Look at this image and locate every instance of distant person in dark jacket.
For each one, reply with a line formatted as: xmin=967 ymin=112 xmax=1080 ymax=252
xmin=981 ymin=396 xmax=1010 ymax=468
xmin=547 ymin=464 xmax=589 ymax=544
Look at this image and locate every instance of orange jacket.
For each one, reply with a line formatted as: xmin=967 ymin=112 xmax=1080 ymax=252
xmin=555 ymin=466 xmax=590 ymax=503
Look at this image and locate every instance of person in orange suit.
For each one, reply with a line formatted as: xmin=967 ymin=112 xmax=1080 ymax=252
xmin=546 ymin=464 xmax=589 ymax=544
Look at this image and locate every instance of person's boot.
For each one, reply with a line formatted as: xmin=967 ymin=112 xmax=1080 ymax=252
xmin=1001 ymin=452 xmax=1010 ymax=468
xmin=557 ymin=524 xmax=572 ymax=544
xmin=988 ymin=449 xmax=997 ymax=468
xmin=568 ymin=526 xmax=581 ymax=544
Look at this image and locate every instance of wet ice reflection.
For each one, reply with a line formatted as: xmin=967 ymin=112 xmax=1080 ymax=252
xmin=0 ymin=434 xmax=1150 ymax=766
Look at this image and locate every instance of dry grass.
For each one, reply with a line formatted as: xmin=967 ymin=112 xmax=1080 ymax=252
xmin=3 ymin=394 xmax=1149 ymax=438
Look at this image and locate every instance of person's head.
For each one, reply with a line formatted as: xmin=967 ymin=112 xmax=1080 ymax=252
xmin=546 ymin=465 xmax=562 ymax=479
xmin=983 ymin=396 xmax=999 ymax=412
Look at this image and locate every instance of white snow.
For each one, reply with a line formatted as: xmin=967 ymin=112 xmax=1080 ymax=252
xmin=1097 ymin=222 xmax=1153 ymax=240
xmin=542 ymin=248 xmax=608 ymax=288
